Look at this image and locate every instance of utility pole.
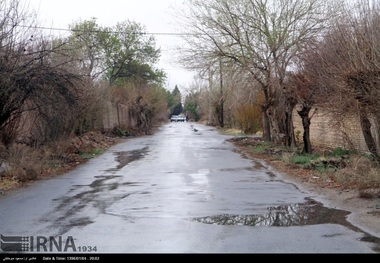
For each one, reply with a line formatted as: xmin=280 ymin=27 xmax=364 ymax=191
xmin=219 ymin=58 xmax=224 ymax=128
xmin=208 ymin=66 xmax=213 ymax=124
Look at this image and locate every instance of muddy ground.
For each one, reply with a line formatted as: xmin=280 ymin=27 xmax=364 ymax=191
xmin=227 ymin=136 xmax=380 ymax=239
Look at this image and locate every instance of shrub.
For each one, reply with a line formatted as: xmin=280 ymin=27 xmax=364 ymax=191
xmin=330 ymin=147 xmax=350 ymax=157
xmin=2 ymin=144 xmax=45 ymax=182
xmin=335 ymin=156 xmax=380 ymax=191
xmin=234 ymin=104 xmax=262 ymax=134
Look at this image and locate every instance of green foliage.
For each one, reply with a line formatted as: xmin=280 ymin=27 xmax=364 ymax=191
xmin=251 ymin=142 xmax=272 ymax=153
xmin=172 ymin=85 xmax=182 ymax=101
xmin=171 ymin=103 xmax=183 ymax=116
xmin=330 ymin=147 xmax=350 ymax=157
xmin=291 ymin=154 xmax=320 ymax=166
xmin=113 ymin=127 xmax=129 ymax=137
xmin=184 ymin=87 xmax=202 ymax=121
xmin=67 ymin=19 xmax=165 ymax=86
xmin=79 ymin=148 xmax=104 ymax=159
xmin=104 ymin=21 xmax=164 ymax=85
xmin=166 ymin=90 xmax=176 ymax=109
xmin=314 ymin=163 xmax=337 ymax=173
xmin=184 ymin=100 xmax=200 ymax=121
xmin=166 ymin=86 xmax=183 ymax=115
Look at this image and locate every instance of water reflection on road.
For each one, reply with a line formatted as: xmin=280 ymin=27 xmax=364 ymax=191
xmin=0 ymin=122 xmax=379 ymax=253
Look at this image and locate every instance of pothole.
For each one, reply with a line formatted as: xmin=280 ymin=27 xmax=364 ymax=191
xmin=193 ymin=198 xmax=380 ymax=250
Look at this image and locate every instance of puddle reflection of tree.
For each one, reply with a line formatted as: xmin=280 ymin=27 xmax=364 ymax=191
xmin=194 ymin=199 xmax=351 ymax=227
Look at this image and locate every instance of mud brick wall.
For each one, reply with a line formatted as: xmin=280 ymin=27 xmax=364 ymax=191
xmin=103 ymin=102 xmax=137 ymax=130
xmin=293 ymin=108 xmax=379 ymax=153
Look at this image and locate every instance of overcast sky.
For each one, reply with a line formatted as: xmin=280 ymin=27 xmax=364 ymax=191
xmin=24 ymin=0 xmax=195 ymax=91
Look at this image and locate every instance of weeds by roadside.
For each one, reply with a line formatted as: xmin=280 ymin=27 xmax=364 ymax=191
xmin=227 ymin=136 xmax=380 ymax=199
xmin=0 ymin=131 xmax=122 ymax=192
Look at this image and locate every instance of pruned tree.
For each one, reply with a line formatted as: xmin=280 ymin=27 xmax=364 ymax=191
xmin=178 ymin=0 xmax=340 ymax=145
xmin=286 ymin=72 xmax=317 ymax=153
xmin=308 ymin=0 xmax=380 ymax=160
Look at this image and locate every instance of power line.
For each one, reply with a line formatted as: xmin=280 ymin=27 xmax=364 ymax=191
xmin=18 ymin=24 xmax=201 ymax=37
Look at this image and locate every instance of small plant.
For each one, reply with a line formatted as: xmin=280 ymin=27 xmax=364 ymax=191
xmin=292 ymin=155 xmax=313 ymax=165
xmin=330 ymin=147 xmax=350 ymax=157
xmin=113 ymin=127 xmax=129 ymax=137
xmin=252 ymin=142 xmax=272 ymax=153
xmin=79 ymin=148 xmax=104 ymax=159
xmin=315 ymin=163 xmax=338 ymax=173
xmin=291 ymin=153 xmax=320 ymax=167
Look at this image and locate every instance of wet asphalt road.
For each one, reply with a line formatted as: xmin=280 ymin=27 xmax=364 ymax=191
xmin=0 ymin=122 xmax=379 ymax=253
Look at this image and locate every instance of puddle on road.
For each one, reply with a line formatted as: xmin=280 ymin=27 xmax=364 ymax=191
xmin=45 ymin=175 xmax=143 ymax=236
xmin=220 ymin=167 xmax=255 ymax=172
xmin=193 ymin=198 xmax=380 ymax=251
xmin=108 ymin=147 xmax=149 ymax=171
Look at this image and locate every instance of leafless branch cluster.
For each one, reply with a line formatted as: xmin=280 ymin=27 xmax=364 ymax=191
xmin=0 ymin=0 xmax=169 ymax=148
xmin=179 ymin=0 xmax=380 ymax=158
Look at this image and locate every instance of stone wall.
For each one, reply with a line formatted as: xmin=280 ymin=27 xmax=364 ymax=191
xmin=293 ymin=107 xmax=379 ymax=152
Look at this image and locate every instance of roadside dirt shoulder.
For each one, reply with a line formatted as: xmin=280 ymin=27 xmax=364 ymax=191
xmin=228 ymin=137 xmax=380 ymax=239
xmin=280 ymin=170 xmax=380 ymax=239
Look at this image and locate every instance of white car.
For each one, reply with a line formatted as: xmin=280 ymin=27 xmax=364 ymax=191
xmin=170 ymin=115 xmax=186 ymax=122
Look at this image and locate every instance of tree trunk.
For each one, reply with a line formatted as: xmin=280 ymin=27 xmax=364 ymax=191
xmin=219 ymin=58 xmax=224 ymax=128
xmin=219 ymin=98 xmax=224 ymax=128
xmin=220 ymin=101 xmax=224 ymax=128
xmin=285 ymin=110 xmax=296 ymax=147
xmin=261 ymin=105 xmax=271 ymax=141
xmin=298 ymin=105 xmax=312 ymax=154
xmin=266 ymin=106 xmax=283 ymax=145
xmin=359 ymin=107 xmax=380 ymax=161
xmin=284 ymin=98 xmax=297 ymax=147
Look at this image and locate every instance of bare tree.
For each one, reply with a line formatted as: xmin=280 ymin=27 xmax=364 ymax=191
xmin=309 ymin=0 xmax=380 ymax=160
xmin=0 ymin=0 xmax=84 ymax=145
xmin=178 ymin=0 xmax=340 ymax=145
xmin=286 ymin=72 xmax=317 ymax=153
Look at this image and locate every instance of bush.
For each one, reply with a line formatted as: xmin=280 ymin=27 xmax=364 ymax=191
xmin=335 ymin=155 xmax=380 ymax=190
xmin=2 ymin=144 xmax=45 ymax=182
xmin=234 ymin=104 xmax=262 ymax=134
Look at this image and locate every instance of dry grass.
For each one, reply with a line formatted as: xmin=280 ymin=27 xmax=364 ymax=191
xmin=2 ymin=144 xmax=46 ymax=182
xmin=0 ymin=178 xmax=20 ymax=192
xmin=233 ymin=104 xmax=262 ymax=134
xmin=335 ymin=156 xmax=380 ymax=198
xmin=227 ymin=136 xmax=380 ymax=198
xmin=0 ymin=131 xmax=122 ymax=192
